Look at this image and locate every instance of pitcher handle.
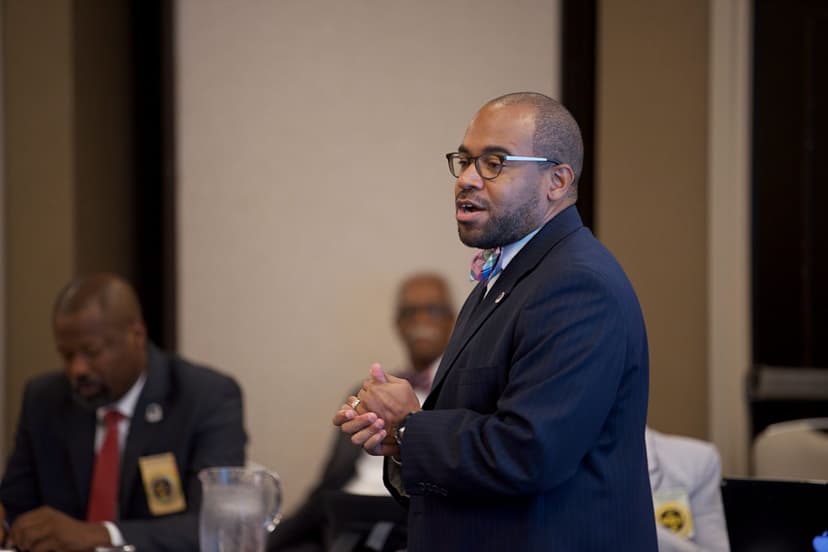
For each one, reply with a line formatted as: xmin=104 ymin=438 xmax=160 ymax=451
xmin=258 ymin=469 xmax=282 ymax=533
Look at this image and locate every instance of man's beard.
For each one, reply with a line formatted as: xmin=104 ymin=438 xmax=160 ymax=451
xmin=70 ymin=376 xmax=112 ymax=412
xmin=458 ymin=200 xmax=540 ymax=249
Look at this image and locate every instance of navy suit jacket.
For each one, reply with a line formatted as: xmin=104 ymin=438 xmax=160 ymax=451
xmin=385 ymin=206 xmax=657 ymax=550
xmin=0 ymin=344 xmax=247 ymax=551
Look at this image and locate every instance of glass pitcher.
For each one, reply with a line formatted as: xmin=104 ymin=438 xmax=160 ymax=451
xmin=198 ymin=466 xmax=282 ymax=552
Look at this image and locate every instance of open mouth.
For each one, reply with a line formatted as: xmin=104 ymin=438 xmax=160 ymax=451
xmin=456 ymin=199 xmax=485 ymax=222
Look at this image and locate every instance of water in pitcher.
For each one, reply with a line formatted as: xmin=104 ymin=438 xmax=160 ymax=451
xmin=199 ymin=484 xmax=267 ymax=552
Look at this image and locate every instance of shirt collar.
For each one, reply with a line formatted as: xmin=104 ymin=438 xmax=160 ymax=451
xmin=485 ymin=227 xmax=542 ymax=292
xmin=97 ymin=371 xmax=147 ymax=421
xmin=412 ymin=357 xmax=441 ymax=405
xmin=422 ymin=356 xmax=440 ymax=389
xmin=499 ymin=227 xmax=542 ymax=272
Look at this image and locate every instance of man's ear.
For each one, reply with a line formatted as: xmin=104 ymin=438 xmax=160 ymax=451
xmin=129 ymin=321 xmax=148 ymax=346
xmin=545 ymin=163 xmax=575 ymax=201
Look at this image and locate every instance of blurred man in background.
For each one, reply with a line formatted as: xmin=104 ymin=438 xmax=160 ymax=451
xmin=647 ymin=426 xmax=730 ymax=552
xmin=270 ymin=272 xmax=454 ymax=551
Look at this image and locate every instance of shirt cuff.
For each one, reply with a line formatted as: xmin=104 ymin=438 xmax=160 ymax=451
xmin=387 ymin=457 xmax=408 ymax=498
xmin=102 ymin=521 xmax=125 ymax=546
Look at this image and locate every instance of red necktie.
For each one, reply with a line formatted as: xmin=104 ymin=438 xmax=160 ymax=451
xmin=87 ymin=409 xmax=123 ymax=522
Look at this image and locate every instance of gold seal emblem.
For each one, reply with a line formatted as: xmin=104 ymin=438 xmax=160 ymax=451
xmin=138 ymin=452 xmax=187 ymax=516
xmin=151 ymin=475 xmax=175 ymax=503
xmin=653 ymin=489 xmax=694 ymax=539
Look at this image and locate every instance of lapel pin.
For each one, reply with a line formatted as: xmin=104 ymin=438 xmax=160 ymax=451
xmin=145 ymin=403 xmax=164 ymax=423
xmin=494 ymin=291 xmax=506 ymax=304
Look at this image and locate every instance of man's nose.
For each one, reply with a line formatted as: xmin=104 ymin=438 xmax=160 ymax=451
xmin=410 ymin=310 xmax=434 ymax=324
xmin=66 ymin=353 xmax=91 ymax=379
xmin=457 ymin=161 xmax=484 ymax=191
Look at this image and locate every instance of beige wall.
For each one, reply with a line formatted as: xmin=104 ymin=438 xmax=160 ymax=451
xmin=597 ymin=0 xmax=751 ymax=473
xmin=175 ymin=0 xmax=561 ymax=511
xmin=3 ymin=0 xmax=77 ymax=446
xmin=0 ymin=0 xmax=752 ymax=510
xmin=597 ymin=0 xmax=710 ymax=438
xmin=708 ymin=0 xmax=751 ymax=476
xmin=2 ymin=0 xmax=135 ymax=447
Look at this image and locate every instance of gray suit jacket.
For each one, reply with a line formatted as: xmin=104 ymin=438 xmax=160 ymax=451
xmin=647 ymin=427 xmax=730 ymax=552
xmin=0 ymin=344 xmax=247 ymax=551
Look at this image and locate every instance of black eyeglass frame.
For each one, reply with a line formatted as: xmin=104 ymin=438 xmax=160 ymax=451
xmin=445 ymin=152 xmax=561 ymax=180
xmin=396 ymin=304 xmax=453 ymax=321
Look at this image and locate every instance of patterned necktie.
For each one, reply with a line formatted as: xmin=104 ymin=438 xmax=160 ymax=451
xmin=87 ymin=409 xmax=124 ymax=522
xmin=470 ymin=248 xmax=502 ymax=282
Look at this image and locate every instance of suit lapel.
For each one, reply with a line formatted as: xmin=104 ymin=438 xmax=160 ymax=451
xmin=426 ymin=206 xmax=585 ymax=407
xmin=120 ymin=345 xmax=171 ymax=514
xmin=424 ymin=283 xmax=485 ymax=409
xmin=63 ymin=398 xmax=96 ymax=514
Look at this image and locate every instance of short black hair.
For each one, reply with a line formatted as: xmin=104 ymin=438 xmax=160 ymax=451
xmin=485 ymin=92 xmax=584 ymax=187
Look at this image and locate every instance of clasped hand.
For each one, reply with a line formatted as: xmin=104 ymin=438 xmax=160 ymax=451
xmin=332 ymin=363 xmax=420 ymax=457
xmin=0 ymin=503 xmax=110 ymax=552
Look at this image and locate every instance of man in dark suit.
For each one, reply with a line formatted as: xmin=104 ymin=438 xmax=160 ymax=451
xmin=0 ymin=273 xmax=247 ymax=551
xmin=335 ymin=92 xmax=657 ymax=550
xmin=270 ymin=273 xmax=455 ymax=551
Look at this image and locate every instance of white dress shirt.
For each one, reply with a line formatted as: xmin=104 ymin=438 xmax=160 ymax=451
xmin=484 ymin=227 xmax=541 ymax=295
xmin=94 ymin=372 xmax=147 ymax=545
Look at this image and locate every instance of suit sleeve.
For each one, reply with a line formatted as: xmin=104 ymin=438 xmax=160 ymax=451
xmin=400 ymin=268 xmax=631 ymax=498
xmin=117 ymin=373 xmax=247 ymax=551
xmin=0 ymin=382 xmax=45 ymax=519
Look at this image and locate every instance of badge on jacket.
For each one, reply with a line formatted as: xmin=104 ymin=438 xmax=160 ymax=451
xmin=138 ymin=452 xmax=187 ymax=516
xmin=653 ymin=488 xmax=694 ymax=539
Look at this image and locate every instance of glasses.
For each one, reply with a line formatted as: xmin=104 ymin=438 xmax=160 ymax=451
xmin=445 ymin=152 xmax=559 ymax=180
xmin=398 ymin=304 xmax=452 ymax=320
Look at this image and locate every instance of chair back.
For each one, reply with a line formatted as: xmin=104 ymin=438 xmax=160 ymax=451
xmin=753 ymin=417 xmax=828 ymax=480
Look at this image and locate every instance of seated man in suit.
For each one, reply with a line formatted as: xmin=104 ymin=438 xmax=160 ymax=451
xmin=0 ymin=273 xmax=247 ymax=551
xmin=646 ymin=426 xmax=730 ymax=552
xmin=269 ymin=272 xmax=455 ymax=551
